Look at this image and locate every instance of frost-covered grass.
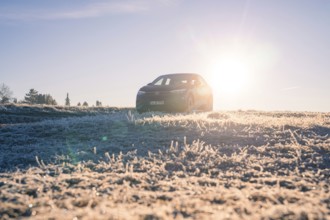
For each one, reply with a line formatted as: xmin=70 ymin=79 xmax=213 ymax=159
xmin=0 ymin=105 xmax=329 ymax=219
xmin=0 ymin=103 xmax=128 ymax=125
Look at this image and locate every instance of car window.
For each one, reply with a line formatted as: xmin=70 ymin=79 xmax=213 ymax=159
xmin=172 ymin=78 xmax=189 ymax=85
xmin=165 ymin=78 xmax=171 ymax=85
xmin=152 ymin=75 xmax=203 ymax=86
xmin=199 ymin=76 xmax=207 ymax=85
xmin=153 ymin=78 xmax=164 ymax=86
xmin=192 ymin=79 xmax=202 ymax=86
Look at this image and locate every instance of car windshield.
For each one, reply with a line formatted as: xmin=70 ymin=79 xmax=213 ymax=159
xmin=151 ymin=75 xmax=194 ymax=86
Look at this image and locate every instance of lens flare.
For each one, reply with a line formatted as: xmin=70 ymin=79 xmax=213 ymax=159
xmin=211 ymin=58 xmax=250 ymax=95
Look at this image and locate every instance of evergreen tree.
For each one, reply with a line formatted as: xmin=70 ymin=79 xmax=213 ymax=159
xmin=96 ymin=100 xmax=102 ymax=107
xmin=65 ymin=93 xmax=70 ymax=106
xmin=44 ymin=94 xmax=57 ymax=105
xmin=77 ymin=102 xmax=81 ymax=106
xmin=82 ymin=101 xmax=88 ymax=107
xmin=24 ymin=89 xmax=39 ymax=104
xmin=36 ymin=94 xmax=45 ymax=104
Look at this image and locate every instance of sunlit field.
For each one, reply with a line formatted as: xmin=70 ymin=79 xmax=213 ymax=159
xmin=0 ymin=104 xmax=329 ymax=219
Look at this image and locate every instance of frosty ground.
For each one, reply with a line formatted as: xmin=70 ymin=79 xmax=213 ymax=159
xmin=0 ymin=104 xmax=329 ymax=219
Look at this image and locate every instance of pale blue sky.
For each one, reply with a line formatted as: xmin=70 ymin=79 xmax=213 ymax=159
xmin=1 ymin=0 xmax=329 ymax=111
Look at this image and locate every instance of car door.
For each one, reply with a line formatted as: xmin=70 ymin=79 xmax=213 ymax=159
xmin=190 ymin=78 xmax=202 ymax=108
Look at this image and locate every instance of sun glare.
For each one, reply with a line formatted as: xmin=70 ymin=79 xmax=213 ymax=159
xmin=210 ymin=58 xmax=250 ymax=95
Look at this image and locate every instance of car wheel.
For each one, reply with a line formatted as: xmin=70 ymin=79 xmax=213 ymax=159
xmin=136 ymin=105 xmax=145 ymax=114
xmin=204 ymin=96 xmax=213 ymax=111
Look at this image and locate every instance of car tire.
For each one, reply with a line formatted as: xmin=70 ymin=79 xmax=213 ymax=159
xmin=136 ymin=105 xmax=145 ymax=114
xmin=204 ymin=96 xmax=213 ymax=111
xmin=137 ymin=110 xmax=144 ymax=114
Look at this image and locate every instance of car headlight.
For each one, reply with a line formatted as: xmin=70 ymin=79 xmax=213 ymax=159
xmin=137 ymin=91 xmax=146 ymax=96
xmin=170 ymin=89 xmax=186 ymax=93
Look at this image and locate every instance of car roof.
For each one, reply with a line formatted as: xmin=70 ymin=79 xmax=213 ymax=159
xmin=159 ymin=73 xmax=202 ymax=78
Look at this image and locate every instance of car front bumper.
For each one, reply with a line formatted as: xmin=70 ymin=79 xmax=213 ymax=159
xmin=136 ymin=91 xmax=188 ymax=113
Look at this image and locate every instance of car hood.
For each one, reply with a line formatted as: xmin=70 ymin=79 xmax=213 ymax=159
xmin=139 ymin=84 xmax=188 ymax=92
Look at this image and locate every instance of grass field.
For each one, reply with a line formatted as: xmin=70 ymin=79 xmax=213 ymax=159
xmin=0 ymin=104 xmax=329 ymax=219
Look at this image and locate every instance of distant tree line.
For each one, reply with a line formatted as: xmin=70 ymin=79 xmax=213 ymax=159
xmin=1 ymin=83 xmax=103 ymax=106
xmin=24 ymin=89 xmax=57 ymax=105
xmin=77 ymin=100 xmax=102 ymax=107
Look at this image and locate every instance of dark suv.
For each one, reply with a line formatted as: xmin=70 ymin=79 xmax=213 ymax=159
xmin=136 ymin=73 xmax=213 ymax=113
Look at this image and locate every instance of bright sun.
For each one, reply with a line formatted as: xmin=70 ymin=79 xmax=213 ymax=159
xmin=210 ymin=58 xmax=250 ymax=95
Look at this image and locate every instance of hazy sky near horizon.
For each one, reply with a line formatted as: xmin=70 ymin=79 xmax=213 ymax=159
xmin=1 ymin=0 xmax=329 ymax=111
